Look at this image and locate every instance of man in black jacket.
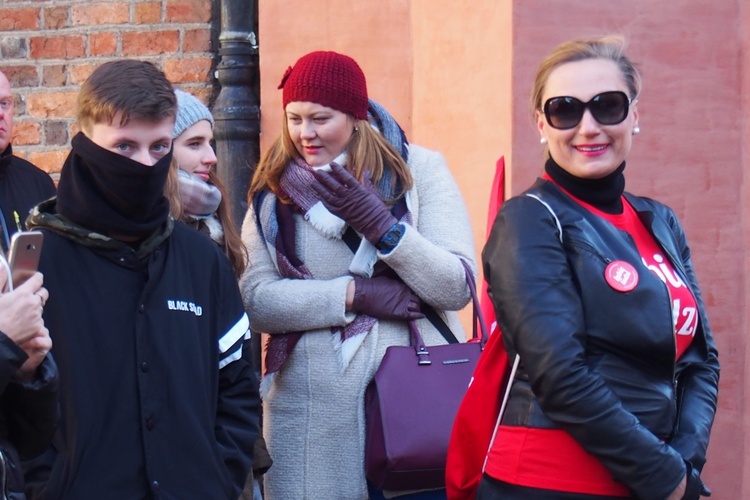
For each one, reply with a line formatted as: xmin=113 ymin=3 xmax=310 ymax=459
xmin=0 ymin=71 xmax=56 ymax=251
xmin=26 ymin=60 xmax=260 ymax=499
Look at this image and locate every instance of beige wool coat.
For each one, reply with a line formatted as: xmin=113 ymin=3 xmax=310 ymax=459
xmin=240 ymin=145 xmax=476 ymax=499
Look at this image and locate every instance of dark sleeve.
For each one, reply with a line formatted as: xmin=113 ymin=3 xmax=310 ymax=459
xmin=214 ymin=266 xmax=261 ymax=496
xmin=482 ymin=195 xmax=685 ymax=499
xmin=0 ymin=332 xmax=26 ymax=393
xmin=664 ymin=209 xmax=720 ymax=473
xmin=3 ymin=353 xmax=59 ymax=460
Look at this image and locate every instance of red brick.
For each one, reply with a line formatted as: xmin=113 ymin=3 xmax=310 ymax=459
xmin=0 ymin=8 xmax=40 ymax=30
xmin=183 ymin=29 xmax=211 ymax=53
xmin=122 ymin=30 xmax=179 ymax=56
xmin=26 ymin=92 xmax=78 ymax=119
xmin=165 ymin=0 xmax=211 ymax=23
xmin=69 ymin=63 xmax=99 ymax=85
xmin=30 ymin=36 xmax=85 ymax=60
xmin=90 ymin=32 xmax=118 ymax=57
xmin=44 ymin=6 xmax=69 ymax=29
xmin=135 ymin=2 xmax=162 ymax=24
xmin=164 ymin=57 xmax=213 ymax=84
xmin=42 ymin=65 xmax=67 ymax=87
xmin=0 ymin=66 xmax=39 ymax=87
xmin=28 ymin=150 xmax=68 ymax=175
xmin=71 ymin=3 xmax=129 ymax=26
xmin=11 ymin=121 xmax=41 ymax=146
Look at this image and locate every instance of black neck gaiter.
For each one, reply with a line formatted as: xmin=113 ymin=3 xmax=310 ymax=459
xmin=56 ymin=132 xmax=171 ymax=238
xmin=544 ymin=157 xmax=626 ymax=214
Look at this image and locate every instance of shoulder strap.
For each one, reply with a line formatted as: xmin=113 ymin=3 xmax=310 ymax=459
xmin=482 ymin=354 xmax=520 ymax=472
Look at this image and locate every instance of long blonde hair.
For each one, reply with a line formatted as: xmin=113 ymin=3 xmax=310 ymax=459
xmin=248 ymin=113 xmax=413 ymax=203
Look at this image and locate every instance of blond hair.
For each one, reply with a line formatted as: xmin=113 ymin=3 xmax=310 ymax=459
xmin=531 ymin=35 xmax=642 ymax=114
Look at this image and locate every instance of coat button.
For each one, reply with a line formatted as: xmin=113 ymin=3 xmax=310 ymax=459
xmin=146 ymin=417 xmax=155 ymax=430
xmin=141 ymin=362 xmax=149 ymax=372
xmin=138 ymin=304 xmax=145 ymax=313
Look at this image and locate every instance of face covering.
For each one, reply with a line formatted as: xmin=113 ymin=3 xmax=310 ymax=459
xmin=56 ymin=132 xmax=172 ymax=238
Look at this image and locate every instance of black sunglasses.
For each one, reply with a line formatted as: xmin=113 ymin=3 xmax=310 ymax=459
xmin=543 ymin=91 xmax=632 ymax=130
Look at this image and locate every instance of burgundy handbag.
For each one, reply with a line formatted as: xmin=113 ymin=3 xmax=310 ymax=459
xmin=364 ymin=262 xmax=487 ymax=491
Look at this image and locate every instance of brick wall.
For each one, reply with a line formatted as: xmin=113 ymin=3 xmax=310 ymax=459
xmin=0 ymin=0 xmax=218 ymax=181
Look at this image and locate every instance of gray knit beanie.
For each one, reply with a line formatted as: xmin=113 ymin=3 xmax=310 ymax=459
xmin=173 ymin=89 xmax=214 ymax=138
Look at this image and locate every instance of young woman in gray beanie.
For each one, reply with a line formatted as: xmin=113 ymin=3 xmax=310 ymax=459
xmin=166 ymin=90 xmax=273 ymax=499
xmin=166 ymin=89 xmax=247 ymax=277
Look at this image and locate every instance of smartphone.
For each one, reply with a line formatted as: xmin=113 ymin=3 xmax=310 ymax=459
xmin=6 ymin=231 xmax=43 ymax=290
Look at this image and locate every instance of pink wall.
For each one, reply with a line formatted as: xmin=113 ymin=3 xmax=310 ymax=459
xmin=741 ymin=0 xmax=750 ymax=496
xmin=259 ymin=1 xmax=748 ymax=496
xmin=258 ymin=0 xmax=413 ymax=152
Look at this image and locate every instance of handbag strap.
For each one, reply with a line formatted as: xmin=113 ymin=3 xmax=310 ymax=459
xmin=481 ymin=353 xmax=520 ymax=472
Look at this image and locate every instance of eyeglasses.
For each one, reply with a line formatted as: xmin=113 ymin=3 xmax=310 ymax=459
xmin=543 ymin=91 xmax=632 ymax=130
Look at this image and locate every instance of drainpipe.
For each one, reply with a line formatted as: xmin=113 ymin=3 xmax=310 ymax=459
xmin=213 ymin=0 xmax=260 ymax=232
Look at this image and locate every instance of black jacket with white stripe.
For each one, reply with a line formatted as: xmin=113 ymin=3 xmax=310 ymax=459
xmin=27 ymin=200 xmax=260 ymax=499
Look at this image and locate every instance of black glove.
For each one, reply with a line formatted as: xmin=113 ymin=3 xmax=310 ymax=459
xmin=351 ymin=276 xmax=424 ymax=321
xmin=312 ymin=163 xmax=397 ymax=245
xmin=683 ymin=460 xmax=710 ymax=499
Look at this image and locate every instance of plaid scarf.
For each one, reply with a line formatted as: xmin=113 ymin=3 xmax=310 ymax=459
xmin=178 ymin=169 xmax=222 ymax=218
xmin=254 ymin=99 xmax=411 ymax=383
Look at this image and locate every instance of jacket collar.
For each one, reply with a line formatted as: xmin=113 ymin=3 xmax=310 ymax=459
xmin=26 ymin=197 xmax=174 ymax=260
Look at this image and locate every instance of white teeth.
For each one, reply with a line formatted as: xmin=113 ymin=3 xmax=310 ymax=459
xmin=576 ymin=145 xmax=606 ymax=152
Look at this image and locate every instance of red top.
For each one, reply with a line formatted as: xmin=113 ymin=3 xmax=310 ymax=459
xmin=485 ymin=181 xmax=697 ymax=495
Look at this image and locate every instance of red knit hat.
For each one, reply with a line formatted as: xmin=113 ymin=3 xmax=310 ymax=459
xmin=278 ymin=51 xmax=369 ymax=120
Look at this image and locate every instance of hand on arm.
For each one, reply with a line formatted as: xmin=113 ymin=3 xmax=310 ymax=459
xmin=350 ymin=275 xmax=424 ymax=321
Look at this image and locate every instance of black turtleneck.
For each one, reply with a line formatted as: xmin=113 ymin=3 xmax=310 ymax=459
xmin=544 ymin=157 xmax=626 ymax=214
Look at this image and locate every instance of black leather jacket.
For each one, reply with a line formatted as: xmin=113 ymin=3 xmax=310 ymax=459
xmin=483 ymin=180 xmax=720 ymax=499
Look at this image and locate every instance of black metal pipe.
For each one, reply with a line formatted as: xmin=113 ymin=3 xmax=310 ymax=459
xmin=213 ymin=0 xmax=260 ymax=231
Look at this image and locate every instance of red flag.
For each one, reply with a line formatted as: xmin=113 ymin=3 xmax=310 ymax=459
xmin=479 ymin=156 xmax=505 ymax=337
xmin=446 ymin=156 xmax=510 ymax=500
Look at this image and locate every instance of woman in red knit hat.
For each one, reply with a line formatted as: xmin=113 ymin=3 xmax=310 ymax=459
xmin=240 ymin=51 xmax=476 ymax=499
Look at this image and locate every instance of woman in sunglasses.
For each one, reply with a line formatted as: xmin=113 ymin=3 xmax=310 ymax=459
xmin=480 ymin=36 xmax=719 ymax=499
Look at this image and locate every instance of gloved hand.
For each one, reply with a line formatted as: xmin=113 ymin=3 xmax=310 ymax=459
xmin=683 ymin=460 xmax=710 ymax=500
xmin=312 ymin=162 xmax=397 ymax=245
xmin=351 ymin=276 xmax=425 ymax=321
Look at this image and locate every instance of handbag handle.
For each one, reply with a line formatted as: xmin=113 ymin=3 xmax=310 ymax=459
xmin=407 ymin=260 xmax=488 ymax=366
xmin=460 ymin=260 xmax=489 ymax=344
